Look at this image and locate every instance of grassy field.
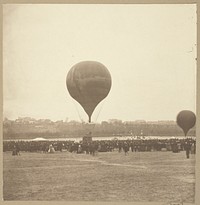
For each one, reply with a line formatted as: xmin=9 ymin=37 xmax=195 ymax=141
xmin=3 ymin=150 xmax=195 ymax=203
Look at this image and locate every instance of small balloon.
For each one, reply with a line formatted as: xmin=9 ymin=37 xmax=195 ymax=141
xmin=66 ymin=61 xmax=112 ymax=123
xmin=176 ymin=110 xmax=196 ymax=136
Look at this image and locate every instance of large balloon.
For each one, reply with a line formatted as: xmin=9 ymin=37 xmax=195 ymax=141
xmin=176 ymin=110 xmax=196 ymax=136
xmin=66 ymin=61 xmax=112 ymax=123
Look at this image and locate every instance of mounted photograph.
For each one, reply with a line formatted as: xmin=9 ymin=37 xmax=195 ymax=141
xmin=3 ymin=4 xmax=197 ymax=205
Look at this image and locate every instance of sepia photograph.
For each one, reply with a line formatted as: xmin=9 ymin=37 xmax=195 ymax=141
xmin=2 ymin=3 xmax=197 ymax=205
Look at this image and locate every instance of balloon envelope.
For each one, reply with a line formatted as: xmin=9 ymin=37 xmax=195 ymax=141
xmin=176 ymin=110 xmax=196 ymax=136
xmin=66 ymin=61 xmax=112 ymax=122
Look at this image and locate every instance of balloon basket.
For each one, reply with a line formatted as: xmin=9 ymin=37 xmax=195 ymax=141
xmin=82 ymin=122 xmax=95 ymax=135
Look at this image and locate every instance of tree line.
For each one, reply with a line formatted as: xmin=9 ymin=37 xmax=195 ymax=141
xmin=3 ymin=118 xmax=196 ymax=140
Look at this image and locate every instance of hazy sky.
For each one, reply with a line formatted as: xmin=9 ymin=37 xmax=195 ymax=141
xmin=3 ymin=4 xmax=196 ymax=123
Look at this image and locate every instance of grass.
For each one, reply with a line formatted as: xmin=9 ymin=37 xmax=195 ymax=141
xmin=3 ymin=150 xmax=195 ymax=203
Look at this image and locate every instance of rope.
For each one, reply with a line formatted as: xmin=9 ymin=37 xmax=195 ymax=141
xmin=88 ymin=99 xmax=106 ymax=133
xmin=94 ymin=100 xmax=106 ymax=123
xmin=71 ymin=98 xmax=107 ymax=133
xmin=72 ymin=100 xmax=84 ymax=122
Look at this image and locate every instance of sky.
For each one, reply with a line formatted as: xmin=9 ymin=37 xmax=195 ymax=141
xmin=3 ymin=4 xmax=197 ymax=123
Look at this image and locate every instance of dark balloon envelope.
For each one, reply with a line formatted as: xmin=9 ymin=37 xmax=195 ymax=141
xmin=176 ymin=110 xmax=196 ymax=136
xmin=66 ymin=61 xmax=112 ymax=122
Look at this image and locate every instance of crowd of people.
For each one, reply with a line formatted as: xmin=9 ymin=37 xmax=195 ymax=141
xmin=3 ymin=137 xmax=196 ymax=158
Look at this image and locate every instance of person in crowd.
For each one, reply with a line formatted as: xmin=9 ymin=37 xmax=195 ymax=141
xmin=12 ymin=145 xmax=17 ymax=156
xmin=3 ymin=138 xmax=196 ymax=157
xmin=12 ymin=144 xmax=20 ymax=156
xmin=123 ymin=142 xmax=129 ymax=155
xmin=184 ymin=141 xmax=192 ymax=159
xmin=48 ymin=144 xmax=55 ymax=153
xmin=118 ymin=142 xmax=122 ymax=153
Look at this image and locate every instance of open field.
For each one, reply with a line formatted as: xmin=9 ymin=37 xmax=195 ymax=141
xmin=3 ymin=150 xmax=195 ymax=204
